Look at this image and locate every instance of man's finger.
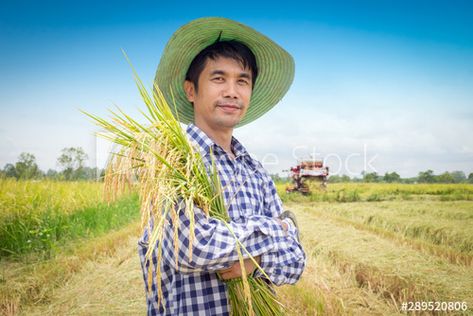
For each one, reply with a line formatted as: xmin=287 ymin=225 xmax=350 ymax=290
xmin=220 ymin=272 xmax=235 ymax=280
xmin=218 ymin=262 xmax=237 ymax=274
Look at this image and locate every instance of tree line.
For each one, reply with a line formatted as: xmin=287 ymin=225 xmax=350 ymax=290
xmin=271 ymin=170 xmax=473 ymax=184
xmin=3 ymin=151 xmax=472 ymax=184
xmin=328 ymin=170 xmax=473 ymax=184
xmin=0 ymin=147 xmax=104 ymax=181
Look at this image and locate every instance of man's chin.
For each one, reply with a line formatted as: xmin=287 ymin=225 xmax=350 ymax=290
xmin=215 ymin=118 xmax=242 ymax=129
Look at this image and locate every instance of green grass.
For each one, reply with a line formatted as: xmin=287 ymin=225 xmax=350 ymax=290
xmin=276 ymin=182 xmax=473 ymax=203
xmin=0 ymin=180 xmax=139 ymax=257
xmin=0 ymin=194 xmax=139 ymax=257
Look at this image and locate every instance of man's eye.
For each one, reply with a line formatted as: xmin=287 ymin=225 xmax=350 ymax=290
xmin=238 ymin=79 xmax=249 ymax=85
xmin=213 ymin=77 xmax=224 ymax=82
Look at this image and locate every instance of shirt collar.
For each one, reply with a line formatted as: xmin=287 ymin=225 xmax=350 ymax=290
xmin=186 ymin=123 xmax=249 ymax=158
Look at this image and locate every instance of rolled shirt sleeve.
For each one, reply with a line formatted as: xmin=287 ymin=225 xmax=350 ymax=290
xmin=253 ymin=162 xmax=306 ymax=285
xmin=254 ymin=218 xmax=306 ymax=285
xmin=143 ymin=201 xmax=290 ymax=274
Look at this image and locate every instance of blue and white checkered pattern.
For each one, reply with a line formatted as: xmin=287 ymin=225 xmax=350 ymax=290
xmin=138 ymin=124 xmax=306 ymax=315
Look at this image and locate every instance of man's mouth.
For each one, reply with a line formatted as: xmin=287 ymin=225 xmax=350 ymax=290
xmin=216 ymin=103 xmax=242 ymax=112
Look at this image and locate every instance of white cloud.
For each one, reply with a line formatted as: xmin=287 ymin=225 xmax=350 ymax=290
xmin=235 ymin=102 xmax=473 ymax=177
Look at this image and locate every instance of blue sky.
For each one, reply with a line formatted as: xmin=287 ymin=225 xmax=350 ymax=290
xmin=1 ymin=1 xmax=472 ymax=177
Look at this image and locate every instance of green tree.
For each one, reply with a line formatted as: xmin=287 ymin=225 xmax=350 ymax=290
xmin=329 ymin=175 xmax=342 ymax=183
xmin=329 ymin=174 xmax=351 ymax=183
xmin=82 ymin=166 xmax=102 ymax=180
xmin=450 ymin=171 xmax=466 ymax=183
xmin=340 ymin=175 xmax=351 ymax=182
xmin=15 ymin=153 xmax=42 ymax=179
xmin=468 ymin=173 xmax=473 ymax=184
xmin=362 ymin=171 xmax=380 ymax=183
xmin=45 ymin=169 xmax=59 ymax=179
xmin=57 ymin=147 xmax=88 ymax=180
xmin=436 ymin=172 xmax=455 ymax=183
xmin=383 ymin=172 xmax=401 ymax=183
xmin=402 ymin=177 xmax=417 ymax=184
xmin=418 ymin=170 xmax=435 ymax=183
xmin=3 ymin=163 xmax=17 ymax=178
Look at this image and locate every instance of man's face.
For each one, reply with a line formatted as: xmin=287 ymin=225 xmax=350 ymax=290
xmin=184 ymin=56 xmax=253 ymax=131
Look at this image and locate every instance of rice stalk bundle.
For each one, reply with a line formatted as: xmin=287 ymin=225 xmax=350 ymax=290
xmin=83 ymin=55 xmax=284 ymax=316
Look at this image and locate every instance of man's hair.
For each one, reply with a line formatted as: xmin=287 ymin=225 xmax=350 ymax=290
xmin=185 ymin=40 xmax=258 ymax=92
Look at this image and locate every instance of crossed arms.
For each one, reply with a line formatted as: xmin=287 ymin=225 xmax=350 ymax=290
xmin=157 ymin=200 xmax=305 ymax=285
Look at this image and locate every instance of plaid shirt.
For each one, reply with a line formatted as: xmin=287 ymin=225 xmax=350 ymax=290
xmin=138 ymin=124 xmax=306 ymax=315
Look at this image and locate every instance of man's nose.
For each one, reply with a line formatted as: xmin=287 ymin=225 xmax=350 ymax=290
xmin=222 ymin=81 xmax=238 ymax=99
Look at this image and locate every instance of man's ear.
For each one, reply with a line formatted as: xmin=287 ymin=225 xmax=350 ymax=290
xmin=184 ymin=80 xmax=195 ymax=102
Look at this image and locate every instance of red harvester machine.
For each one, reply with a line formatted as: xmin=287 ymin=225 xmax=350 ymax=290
xmin=286 ymin=160 xmax=329 ymax=195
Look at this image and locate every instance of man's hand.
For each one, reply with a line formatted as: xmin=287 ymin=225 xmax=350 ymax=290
xmin=277 ymin=218 xmax=288 ymax=232
xmin=218 ymin=256 xmax=261 ymax=280
xmin=279 ymin=210 xmax=300 ymax=241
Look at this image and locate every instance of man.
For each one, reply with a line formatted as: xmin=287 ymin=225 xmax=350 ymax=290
xmin=138 ymin=17 xmax=305 ymax=315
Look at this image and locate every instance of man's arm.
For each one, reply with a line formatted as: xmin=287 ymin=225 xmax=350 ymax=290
xmin=253 ymin=218 xmax=305 ymax=285
xmin=252 ymin=164 xmax=306 ymax=285
xmin=219 ymin=217 xmax=305 ymax=285
xmin=147 ymin=200 xmax=290 ymax=273
xmin=218 ymin=255 xmax=261 ymax=280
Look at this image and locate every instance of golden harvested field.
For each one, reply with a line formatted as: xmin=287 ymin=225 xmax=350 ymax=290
xmin=277 ymin=201 xmax=473 ymax=315
xmin=1 ymin=182 xmax=472 ymax=315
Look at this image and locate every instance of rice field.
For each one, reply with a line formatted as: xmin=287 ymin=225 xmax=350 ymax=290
xmin=0 ymin=179 xmax=140 ymax=315
xmin=0 ymin=179 xmax=138 ymax=257
xmin=1 ymin=181 xmax=472 ymax=315
xmin=275 ymin=183 xmax=473 ymax=315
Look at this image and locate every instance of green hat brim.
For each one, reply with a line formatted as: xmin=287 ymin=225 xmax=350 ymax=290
xmin=154 ymin=17 xmax=295 ymax=127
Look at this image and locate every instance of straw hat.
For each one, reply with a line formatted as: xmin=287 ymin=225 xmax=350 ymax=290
xmin=154 ymin=17 xmax=294 ymax=127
